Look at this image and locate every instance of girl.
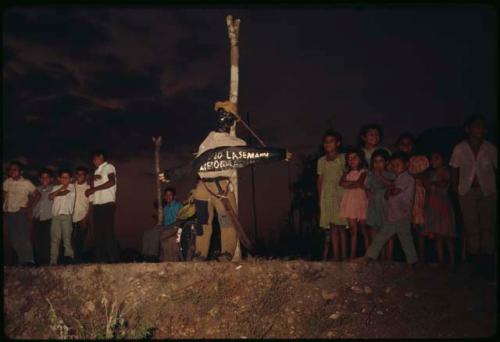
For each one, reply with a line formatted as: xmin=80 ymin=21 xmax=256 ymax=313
xmin=395 ymin=132 xmax=429 ymax=262
xmin=423 ymin=151 xmax=456 ymax=265
xmin=317 ymin=130 xmax=347 ymax=261
xmin=358 ymin=124 xmax=392 ymax=167
xmin=339 ymin=149 xmax=369 ymax=259
xmin=365 ymin=149 xmax=396 ymax=261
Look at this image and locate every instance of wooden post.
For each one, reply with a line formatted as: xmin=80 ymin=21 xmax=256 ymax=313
xmin=152 ymin=136 xmax=163 ymax=225
xmin=226 ymin=15 xmax=242 ymax=260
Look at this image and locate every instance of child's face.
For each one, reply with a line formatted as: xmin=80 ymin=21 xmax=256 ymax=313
xmin=92 ymin=155 xmax=104 ymax=168
xmin=76 ymin=171 xmax=87 ymax=184
xmin=467 ymin=120 xmax=486 ymax=140
xmin=347 ymin=153 xmax=361 ymax=170
xmin=8 ymin=165 xmax=21 ymax=179
xmin=363 ymin=129 xmax=380 ymax=147
xmin=164 ymin=191 xmax=175 ymax=204
xmin=323 ymin=135 xmax=339 ymax=153
xmin=59 ymin=173 xmax=72 ymax=186
xmin=390 ymin=159 xmax=407 ymax=175
xmin=39 ymin=173 xmax=53 ymax=187
xmin=372 ymin=156 xmax=386 ymax=172
xmin=398 ymin=138 xmax=414 ymax=154
xmin=430 ymin=153 xmax=444 ymax=169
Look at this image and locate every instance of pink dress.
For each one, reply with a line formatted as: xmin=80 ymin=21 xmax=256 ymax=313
xmin=340 ymin=170 xmax=368 ymax=220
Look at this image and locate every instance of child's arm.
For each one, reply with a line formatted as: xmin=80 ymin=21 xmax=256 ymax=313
xmin=340 ymin=171 xmax=366 ymax=189
xmin=49 ymin=186 xmax=70 ymax=200
xmin=86 ymin=173 xmax=116 ymax=197
xmin=30 ymin=189 xmax=42 ymax=209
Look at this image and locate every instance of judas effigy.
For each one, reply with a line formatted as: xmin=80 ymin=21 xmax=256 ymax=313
xmin=159 ymin=100 xmax=292 ymax=261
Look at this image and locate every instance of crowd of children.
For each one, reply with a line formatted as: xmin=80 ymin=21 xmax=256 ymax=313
xmin=318 ymin=116 xmax=497 ymax=277
xmin=3 ymin=151 xmax=119 ymax=266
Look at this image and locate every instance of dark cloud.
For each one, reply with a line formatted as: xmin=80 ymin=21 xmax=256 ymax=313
xmin=4 ymin=8 xmax=110 ymax=58
xmin=84 ymin=65 xmax=162 ymax=99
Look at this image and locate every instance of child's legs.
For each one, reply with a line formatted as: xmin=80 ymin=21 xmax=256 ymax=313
xmin=366 ymin=224 xmax=395 ymax=260
xmin=330 ymin=225 xmax=340 ymax=260
xmin=435 ymin=235 xmax=444 ymax=264
xmin=60 ymin=215 xmax=74 ymax=258
xmin=459 ymin=190 xmax=480 ymax=256
xmin=384 ymin=237 xmax=394 ymax=260
xmin=396 ymin=220 xmax=418 ymax=264
xmin=446 ymin=237 xmax=455 ymax=265
xmin=359 ymin=220 xmax=370 ymax=251
xmin=337 ymin=225 xmax=347 ymax=259
xmin=50 ymin=216 xmax=62 ymax=264
xmin=478 ymin=193 xmax=496 ymax=256
xmin=322 ymin=229 xmax=331 ymax=260
xmin=348 ymin=219 xmax=358 ymax=259
xmin=417 ymin=230 xmax=425 ymax=262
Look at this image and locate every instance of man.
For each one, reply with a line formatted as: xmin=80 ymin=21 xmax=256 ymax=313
xmin=3 ymin=161 xmax=39 ymax=266
xmin=160 ymin=100 xmax=292 ymax=261
xmin=142 ymin=187 xmax=182 ymax=261
xmin=450 ymin=116 xmax=497 ymax=278
xmin=85 ymin=150 xmax=120 ymax=263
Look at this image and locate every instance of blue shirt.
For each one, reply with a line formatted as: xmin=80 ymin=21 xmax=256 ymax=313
xmin=163 ymin=200 xmax=183 ymax=225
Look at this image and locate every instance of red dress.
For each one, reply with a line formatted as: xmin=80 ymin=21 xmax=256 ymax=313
xmin=339 ymin=170 xmax=368 ymax=220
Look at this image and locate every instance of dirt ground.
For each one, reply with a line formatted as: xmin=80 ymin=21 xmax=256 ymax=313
xmin=3 ymin=260 xmax=497 ymax=339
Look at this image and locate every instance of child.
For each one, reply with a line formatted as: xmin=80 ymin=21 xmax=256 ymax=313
xmin=395 ymin=132 xmax=429 ymax=262
xmin=317 ymin=129 xmax=347 ymax=261
xmin=423 ymin=152 xmax=456 ymax=265
xmin=339 ymin=148 xmax=369 ymax=259
xmin=3 ymin=161 xmax=39 ymax=266
xmin=358 ymin=124 xmax=392 ymax=166
xmin=72 ymin=166 xmax=92 ymax=263
xmin=358 ymin=152 xmax=418 ymax=269
xmin=49 ymin=169 xmax=76 ymax=265
xmin=365 ymin=149 xmax=396 ymax=261
xmin=450 ymin=115 xmax=497 ymax=278
xmin=32 ymin=169 xmax=54 ymax=265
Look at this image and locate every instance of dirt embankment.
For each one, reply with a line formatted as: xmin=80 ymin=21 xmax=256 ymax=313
xmin=3 ymin=261 xmax=497 ymax=339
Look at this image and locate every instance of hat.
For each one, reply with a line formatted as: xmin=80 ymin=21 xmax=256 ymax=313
xmin=214 ymin=101 xmax=237 ymax=116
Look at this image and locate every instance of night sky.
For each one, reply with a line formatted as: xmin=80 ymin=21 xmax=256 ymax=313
xmin=3 ymin=6 xmax=497 ymax=250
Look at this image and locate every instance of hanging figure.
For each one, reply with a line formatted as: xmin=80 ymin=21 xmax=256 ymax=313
xmin=158 ymin=100 xmax=292 ymax=261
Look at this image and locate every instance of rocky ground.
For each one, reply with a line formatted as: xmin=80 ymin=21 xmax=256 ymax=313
xmin=3 ymin=260 xmax=497 ymax=339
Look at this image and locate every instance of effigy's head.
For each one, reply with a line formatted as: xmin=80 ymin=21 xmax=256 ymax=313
xmin=214 ymin=100 xmax=238 ymax=132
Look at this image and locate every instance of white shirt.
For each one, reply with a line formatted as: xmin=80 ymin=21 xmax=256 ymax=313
xmin=73 ymin=182 xmax=93 ymax=222
xmin=52 ymin=184 xmax=76 ymax=216
xmin=93 ymin=162 xmax=117 ymax=205
xmin=3 ymin=177 xmax=36 ymax=213
xmin=449 ymin=140 xmax=497 ymax=196
xmin=196 ymin=131 xmax=247 ymax=179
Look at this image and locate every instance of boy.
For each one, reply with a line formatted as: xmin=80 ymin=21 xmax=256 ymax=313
xmin=142 ymin=187 xmax=183 ymax=261
xmin=357 ymin=152 xmax=418 ymax=269
xmin=72 ymin=166 xmax=93 ymax=263
xmin=3 ymin=161 xmax=39 ymax=266
xmin=32 ymin=169 xmax=54 ymax=265
xmin=49 ymin=169 xmax=76 ymax=265
xmin=85 ymin=150 xmax=120 ymax=263
xmin=450 ymin=116 xmax=497 ymax=276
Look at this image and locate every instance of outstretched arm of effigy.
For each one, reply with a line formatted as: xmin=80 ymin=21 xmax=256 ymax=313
xmin=160 ymin=145 xmax=288 ymax=182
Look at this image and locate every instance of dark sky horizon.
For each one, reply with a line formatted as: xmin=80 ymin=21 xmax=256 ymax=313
xmin=3 ymin=6 xmax=497 ymax=250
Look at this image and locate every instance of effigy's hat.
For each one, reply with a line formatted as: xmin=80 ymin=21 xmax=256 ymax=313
xmin=214 ymin=100 xmax=237 ymax=116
